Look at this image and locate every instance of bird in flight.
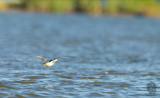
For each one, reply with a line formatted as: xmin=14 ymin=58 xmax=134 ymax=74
xmin=24 ymin=56 xmax=72 ymax=67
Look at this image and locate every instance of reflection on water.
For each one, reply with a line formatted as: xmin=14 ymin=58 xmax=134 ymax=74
xmin=0 ymin=12 xmax=160 ymax=97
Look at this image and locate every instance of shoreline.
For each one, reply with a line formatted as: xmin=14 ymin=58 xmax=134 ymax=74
xmin=0 ymin=9 xmax=160 ymax=19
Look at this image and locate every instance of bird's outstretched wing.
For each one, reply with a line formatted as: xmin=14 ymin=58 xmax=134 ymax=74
xmin=24 ymin=56 xmax=48 ymax=62
xmin=54 ymin=56 xmax=74 ymax=60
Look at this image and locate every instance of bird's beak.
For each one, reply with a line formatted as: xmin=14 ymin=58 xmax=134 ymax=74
xmin=43 ymin=64 xmax=46 ymax=66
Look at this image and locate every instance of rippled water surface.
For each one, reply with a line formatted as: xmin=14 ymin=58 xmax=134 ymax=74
xmin=0 ymin=12 xmax=160 ymax=97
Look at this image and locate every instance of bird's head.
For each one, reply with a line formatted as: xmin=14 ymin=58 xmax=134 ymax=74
xmin=54 ymin=58 xmax=58 ymax=62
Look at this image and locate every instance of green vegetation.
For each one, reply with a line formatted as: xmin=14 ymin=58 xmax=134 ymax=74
xmin=1 ymin=0 xmax=160 ymax=16
xmin=106 ymin=0 xmax=160 ymax=16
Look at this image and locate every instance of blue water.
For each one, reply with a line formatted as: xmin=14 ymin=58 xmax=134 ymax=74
xmin=0 ymin=12 xmax=160 ymax=97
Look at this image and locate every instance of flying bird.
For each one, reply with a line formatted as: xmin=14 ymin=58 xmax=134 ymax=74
xmin=24 ymin=56 xmax=72 ymax=67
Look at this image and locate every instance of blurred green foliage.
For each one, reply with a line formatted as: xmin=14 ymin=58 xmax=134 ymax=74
xmin=1 ymin=0 xmax=160 ymax=16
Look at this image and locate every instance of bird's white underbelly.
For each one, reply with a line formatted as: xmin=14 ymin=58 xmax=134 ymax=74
xmin=46 ymin=61 xmax=54 ymax=66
